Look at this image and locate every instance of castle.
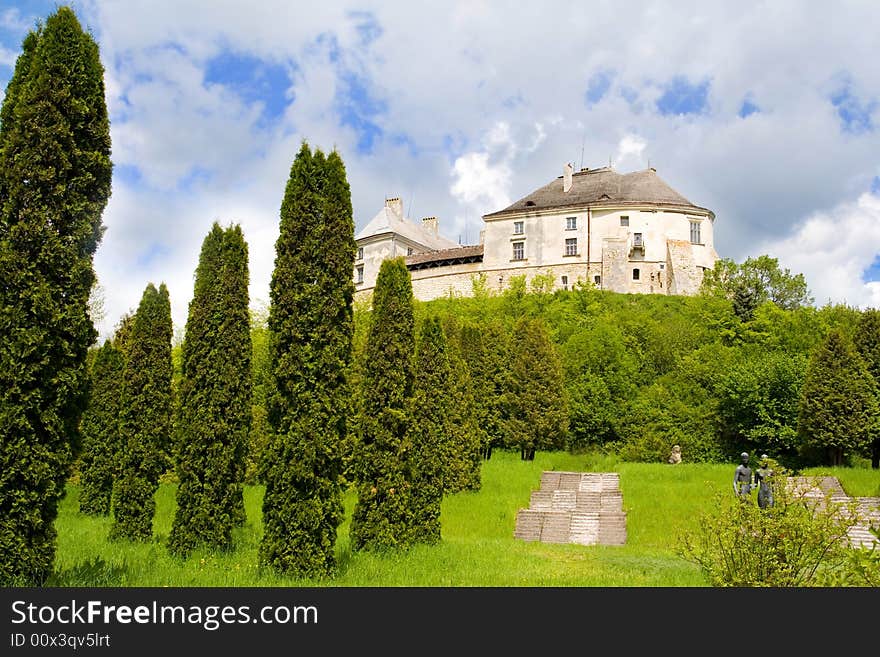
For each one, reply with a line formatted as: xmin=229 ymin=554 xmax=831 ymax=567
xmin=354 ymin=163 xmax=718 ymax=301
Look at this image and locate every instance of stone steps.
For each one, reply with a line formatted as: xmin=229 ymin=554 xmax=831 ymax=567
xmin=515 ymin=471 xmax=627 ymax=546
xmin=786 ymin=477 xmax=879 ymax=549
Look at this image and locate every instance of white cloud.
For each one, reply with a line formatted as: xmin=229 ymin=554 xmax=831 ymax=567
xmin=450 ymin=151 xmax=512 ymax=211
xmin=614 ymin=134 xmax=647 ymax=169
xmin=756 ymin=193 xmax=880 ymax=309
xmin=0 ymin=45 xmax=17 ymax=68
xmin=2 ymin=1 xmax=879 ymax=336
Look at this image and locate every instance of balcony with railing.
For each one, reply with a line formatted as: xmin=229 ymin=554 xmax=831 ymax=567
xmin=629 ymin=232 xmax=644 ymax=257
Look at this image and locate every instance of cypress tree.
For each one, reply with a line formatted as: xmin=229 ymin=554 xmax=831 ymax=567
xmin=79 ymin=340 xmax=125 ymax=515
xmin=168 ymin=224 xmax=251 ymax=556
xmin=110 ymin=283 xmax=173 ymax=541
xmin=441 ymin=319 xmax=481 ymax=493
xmin=460 ymin=321 xmax=510 ymax=459
xmin=350 ymin=257 xmax=415 ymax=551
xmin=798 ymin=329 xmax=877 ymax=466
xmin=406 ymin=318 xmax=449 ymax=543
xmin=259 ymin=144 xmax=355 ymax=576
xmin=506 ymin=318 xmax=569 ymax=460
xmin=853 ymin=309 xmax=880 ymax=469
xmin=0 ymin=7 xmax=112 ymax=585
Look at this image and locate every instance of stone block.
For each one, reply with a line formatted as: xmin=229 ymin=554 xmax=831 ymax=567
xmin=514 ymin=509 xmax=544 ymax=541
xmin=540 ymin=512 xmax=572 ymax=543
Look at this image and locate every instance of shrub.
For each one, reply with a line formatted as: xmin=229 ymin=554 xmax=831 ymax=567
xmin=679 ymin=470 xmax=863 ymax=586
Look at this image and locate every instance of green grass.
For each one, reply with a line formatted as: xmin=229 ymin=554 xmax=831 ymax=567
xmin=799 ymin=464 xmax=880 ymax=497
xmin=50 ymin=451 xmax=880 ymax=587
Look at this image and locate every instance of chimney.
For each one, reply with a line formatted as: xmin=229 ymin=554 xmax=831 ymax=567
xmin=563 ymin=162 xmax=573 ymax=193
xmin=385 ymin=197 xmax=403 ymax=217
xmin=421 ymin=216 xmax=438 ymax=236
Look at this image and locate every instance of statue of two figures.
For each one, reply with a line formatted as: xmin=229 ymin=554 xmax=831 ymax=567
xmin=733 ymin=452 xmax=774 ymax=508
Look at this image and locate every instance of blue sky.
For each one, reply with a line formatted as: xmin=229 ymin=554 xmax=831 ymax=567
xmin=1 ymin=1 xmax=880 ymax=337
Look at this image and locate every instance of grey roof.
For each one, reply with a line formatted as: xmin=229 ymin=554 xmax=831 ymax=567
xmin=355 ymin=206 xmax=458 ymax=250
xmin=405 ymin=244 xmax=484 ymax=269
xmin=483 ymin=167 xmax=713 ymax=218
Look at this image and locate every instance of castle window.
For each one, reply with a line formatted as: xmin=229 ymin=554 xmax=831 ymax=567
xmin=594 ymin=275 xmax=601 ymax=286
xmin=564 ymin=238 xmax=578 ymax=256
xmin=356 ymin=265 xmax=364 ymax=284
xmin=620 ymin=215 xmax=629 ymax=227
xmin=357 ymin=246 xmax=364 ymax=260
xmin=561 ymin=275 xmax=569 ymax=290
xmin=566 ymin=216 xmax=577 ymax=230
xmin=633 ymin=268 xmax=640 ymax=281
xmin=513 ymin=221 xmax=524 ymax=235
xmin=512 ymin=241 xmax=524 ymax=260
xmin=633 ymin=233 xmax=643 ymax=247
xmin=690 ymin=220 xmax=701 ymax=244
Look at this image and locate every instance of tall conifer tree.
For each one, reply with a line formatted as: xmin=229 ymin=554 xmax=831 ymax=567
xmin=440 ymin=317 xmax=481 ymax=492
xmin=168 ymin=224 xmax=251 ymax=556
xmin=445 ymin=351 xmax=482 ymax=493
xmin=79 ymin=340 xmax=125 ymax=515
xmin=798 ymin=329 xmax=877 ymax=466
xmin=0 ymin=7 xmax=112 ymax=584
xmin=406 ymin=318 xmax=448 ymax=544
xmin=350 ymin=257 xmax=415 ymax=551
xmin=460 ymin=321 xmax=510 ymax=459
xmin=506 ymin=318 xmax=569 ymax=460
xmin=853 ymin=309 xmax=880 ymax=469
xmin=110 ymin=283 xmax=172 ymax=541
xmin=260 ymin=144 xmax=355 ymax=576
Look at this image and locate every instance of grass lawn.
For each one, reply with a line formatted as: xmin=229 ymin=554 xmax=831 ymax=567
xmin=50 ymin=451 xmax=880 ymax=586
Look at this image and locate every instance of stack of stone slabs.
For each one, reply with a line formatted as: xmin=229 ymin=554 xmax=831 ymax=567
xmin=514 ymin=471 xmax=626 ymax=546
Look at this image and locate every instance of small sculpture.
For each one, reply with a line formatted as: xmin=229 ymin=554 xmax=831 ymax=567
xmin=754 ymin=454 xmax=775 ymax=509
xmin=733 ymin=452 xmax=753 ymax=499
xmin=667 ymin=444 xmax=682 ymax=464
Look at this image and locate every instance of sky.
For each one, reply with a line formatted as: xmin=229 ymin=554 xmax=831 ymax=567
xmin=1 ymin=0 xmax=880 ymax=339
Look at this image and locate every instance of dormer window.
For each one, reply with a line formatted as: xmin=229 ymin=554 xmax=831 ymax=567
xmin=525 ymin=201 xmax=536 ymax=207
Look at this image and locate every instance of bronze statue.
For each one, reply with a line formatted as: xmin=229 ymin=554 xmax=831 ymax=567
xmin=733 ymin=452 xmax=753 ymax=499
xmin=754 ymin=454 xmax=775 ymax=509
